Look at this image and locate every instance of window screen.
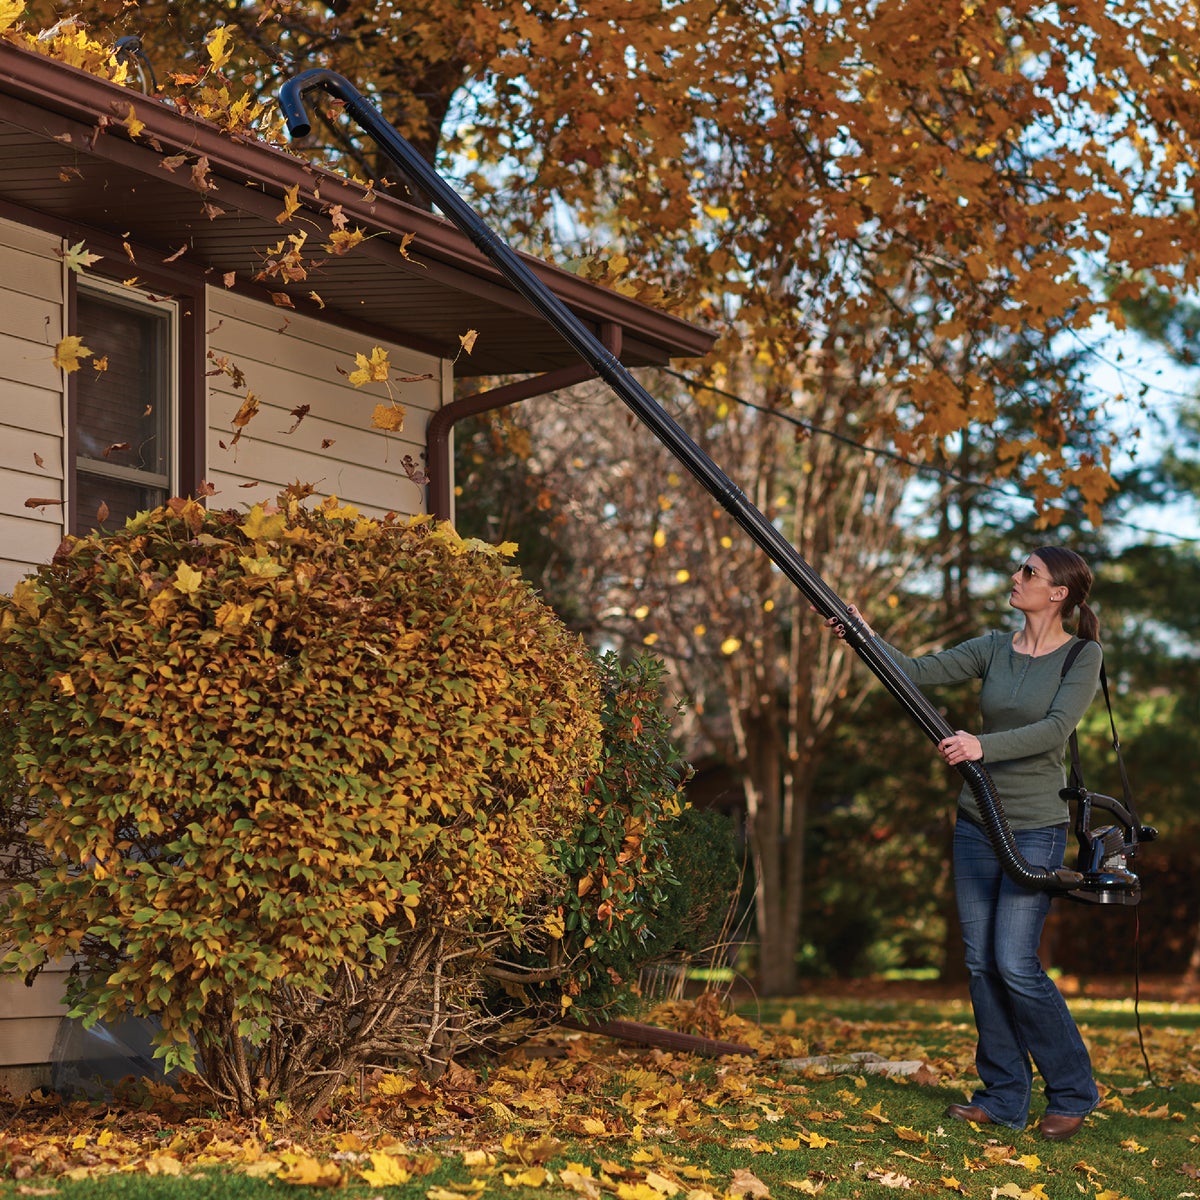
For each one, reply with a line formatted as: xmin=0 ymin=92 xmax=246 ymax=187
xmin=73 ymin=286 xmax=174 ymax=537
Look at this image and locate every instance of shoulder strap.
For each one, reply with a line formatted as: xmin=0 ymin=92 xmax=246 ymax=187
xmin=1061 ymin=640 xmax=1136 ymax=815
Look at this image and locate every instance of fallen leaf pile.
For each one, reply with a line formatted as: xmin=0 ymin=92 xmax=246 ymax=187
xmin=1 ymin=999 xmax=1197 ymax=1198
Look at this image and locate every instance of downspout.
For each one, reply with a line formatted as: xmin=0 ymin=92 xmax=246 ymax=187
xmin=426 ymin=323 xmax=623 ymax=522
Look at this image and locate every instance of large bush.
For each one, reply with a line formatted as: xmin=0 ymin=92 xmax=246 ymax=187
xmin=0 ymin=491 xmax=602 ymax=1115
xmin=485 ymin=653 xmax=740 ymax=1027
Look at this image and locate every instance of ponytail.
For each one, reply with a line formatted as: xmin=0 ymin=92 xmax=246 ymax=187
xmin=1076 ymin=599 xmax=1100 ymax=643
xmin=1034 ymin=545 xmax=1099 ymax=643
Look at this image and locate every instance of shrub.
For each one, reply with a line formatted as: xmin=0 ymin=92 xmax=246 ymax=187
xmin=0 ymin=491 xmax=601 ymax=1116
xmin=481 ymin=654 xmax=740 ymax=1030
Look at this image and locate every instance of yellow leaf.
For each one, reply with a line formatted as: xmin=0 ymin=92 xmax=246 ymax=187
xmin=230 ymin=392 xmax=260 ymax=430
xmin=359 ymin=1154 xmax=411 ymax=1187
xmin=143 ymin=1155 xmax=183 ymax=1176
xmin=122 ymin=105 xmax=145 ymax=139
xmin=173 ymin=562 xmax=204 ymax=594
xmin=459 ymin=329 xmax=479 ymax=355
xmin=371 ymin=403 xmax=406 ymax=432
xmin=323 ymin=227 xmax=366 ymax=255
xmin=503 ymin=1168 xmax=550 ymax=1188
xmin=780 ymin=1185 xmax=824 ymax=1196
xmin=53 ymin=335 xmax=92 ymax=373
xmin=349 ymin=346 xmax=390 ymax=387
xmin=276 ymin=183 xmax=302 ymax=224
xmin=54 ymin=673 xmax=75 ymax=696
xmin=276 ymin=1153 xmax=342 ymax=1188
xmin=561 ymin=1167 xmax=602 ymax=1200
xmin=0 ymin=0 xmax=24 ymax=33
xmin=428 ymin=1189 xmax=486 ymax=1200
xmin=59 ymin=240 xmax=101 ymax=273
xmin=215 ymin=600 xmax=254 ymax=632
xmin=11 ymin=580 xmax=42 ymax=619
xmin=895 ymin=1125 xmax=926 ymax=1143
xmin=239 ymin=505 xmax=288 ymax=542
xmin=206 ymin=25 xmax=234 ymax=71
xmin=644 ymin=1171 xmax=682 ymax=1195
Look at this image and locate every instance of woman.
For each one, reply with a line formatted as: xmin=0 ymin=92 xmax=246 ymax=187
xmin=830 ymin=547 xmax=1101 ymax=1140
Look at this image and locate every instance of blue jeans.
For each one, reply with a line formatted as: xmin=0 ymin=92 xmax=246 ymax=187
xmin=953 ymin=817 xmax=1099 ymax=1128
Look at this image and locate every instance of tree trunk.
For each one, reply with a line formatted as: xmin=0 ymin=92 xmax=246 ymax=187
xmin=740 ymin=716 xmax=809 ymax=996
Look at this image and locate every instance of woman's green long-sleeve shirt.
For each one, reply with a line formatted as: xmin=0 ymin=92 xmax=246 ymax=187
xmin=881 ymin=631 xmax=1102 ymax=829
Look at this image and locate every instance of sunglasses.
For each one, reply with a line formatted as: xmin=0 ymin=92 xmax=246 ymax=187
xmin=1017 ymin=562 xmax=1048 ymax=582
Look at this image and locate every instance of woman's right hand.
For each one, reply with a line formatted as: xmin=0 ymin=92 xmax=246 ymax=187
xmin=825 ymin=604 xmax=874 ymax=640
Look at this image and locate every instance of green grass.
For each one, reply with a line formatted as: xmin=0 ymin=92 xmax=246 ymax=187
xmin=3 ymin=992 xmax=1197 ymax=1200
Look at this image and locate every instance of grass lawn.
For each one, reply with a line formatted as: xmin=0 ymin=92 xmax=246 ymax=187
xmin=2 ymin=985 xmax=1197 ymax=1200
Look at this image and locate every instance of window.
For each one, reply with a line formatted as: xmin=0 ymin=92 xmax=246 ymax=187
xmin=72 ymin=281 xmax=177 ymax=537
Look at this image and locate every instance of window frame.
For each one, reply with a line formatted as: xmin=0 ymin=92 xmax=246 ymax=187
xmin=65 ymin=257 xmax=206 ymax=533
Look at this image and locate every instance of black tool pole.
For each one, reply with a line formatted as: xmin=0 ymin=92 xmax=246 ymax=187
xmin=278 ymin=69 xmax=1082 ymax=894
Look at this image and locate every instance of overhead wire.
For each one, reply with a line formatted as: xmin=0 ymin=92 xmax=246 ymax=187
xmin=659 ymin=366 xmax=1200 ymax=545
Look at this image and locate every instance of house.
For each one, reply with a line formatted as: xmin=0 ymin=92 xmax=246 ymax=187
xmin=0 ymin=36 xmax=714 ymax=1093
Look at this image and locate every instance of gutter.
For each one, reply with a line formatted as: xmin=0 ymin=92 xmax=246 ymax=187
xmin=426 ymin=325 xmax=623 ymax=522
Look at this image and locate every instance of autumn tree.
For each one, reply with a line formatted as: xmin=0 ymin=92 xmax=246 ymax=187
xmin=19 ymin=0 xmax=1200 ymax=993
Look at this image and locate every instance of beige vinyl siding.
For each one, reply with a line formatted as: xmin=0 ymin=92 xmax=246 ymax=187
xmin=205 ymin=289 xmax=448 ymax=517
xmin=0 ymin=217 xmax=66 ymax=594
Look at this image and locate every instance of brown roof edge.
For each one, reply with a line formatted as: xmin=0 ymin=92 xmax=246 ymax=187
xmin=0 ymin=39 xmax=715 ymax=361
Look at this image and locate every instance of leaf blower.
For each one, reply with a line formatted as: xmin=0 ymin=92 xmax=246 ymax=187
xmin=278 ymin=70 xmax=1152 ymax=905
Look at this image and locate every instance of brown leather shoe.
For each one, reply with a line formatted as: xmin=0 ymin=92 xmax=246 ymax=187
xmin=945 ymin=1103 xmax=993 ymax=1124
xmin=1039 ymin=1113 xmax=1085 ymax=1141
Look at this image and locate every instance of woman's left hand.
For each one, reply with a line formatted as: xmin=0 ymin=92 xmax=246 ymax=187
xmin=938 ymin=730 xmax=983 ymax=766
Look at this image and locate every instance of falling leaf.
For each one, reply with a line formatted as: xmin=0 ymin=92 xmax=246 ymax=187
xmin=223 ymin=271 xmax=236 ymax=287
xmin=398 ymin=231 xmax=416 ymax=259
xmin=92 ymin=356 xmax=109 ymax=373
xmin=163 ymin=244 xmax=188 ymax=263
xmin=96 ymin=500 xmax=110 ymax=523
xmin=103 ymin=442 xmax=131 ymax=458
xmin=33 ymin=452 xmax=45 ymax=469
xmin=323 ymin=227 xmax=366 ymax=255
xmin=282 ymin=404 xmax=311 ymax=433
xmin=349 ymin=346 xmax=391 ymax=387
xmin=308 ymin=290 xmax=325 ymax=308
xmin=372 ymin=404 xmax=406 ymax=432
xmin=231 ymin=392 xmax=260 ymax=429
xmin=270 ymin=292 xmax=295 ymax=308
xmin=52 ymin=335 xmax=92 ymax=373
xmin=24 ymin=497 xmax=64 ymax=509
xmin=276 ymin=182 xmax=302 ymax=224
xmin=459 ymin=329 xmax=479 ymax=355
xmin=321 ymin=438 xmax=335 ymax=449
xmin=58 ymin=240 xmax=101 ymax=273
xmin=205 ymin=25 xmax=234 ymax=72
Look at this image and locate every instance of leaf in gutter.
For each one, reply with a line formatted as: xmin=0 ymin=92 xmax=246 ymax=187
xmin=160 ymin=153 xmax=188 ymax=173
